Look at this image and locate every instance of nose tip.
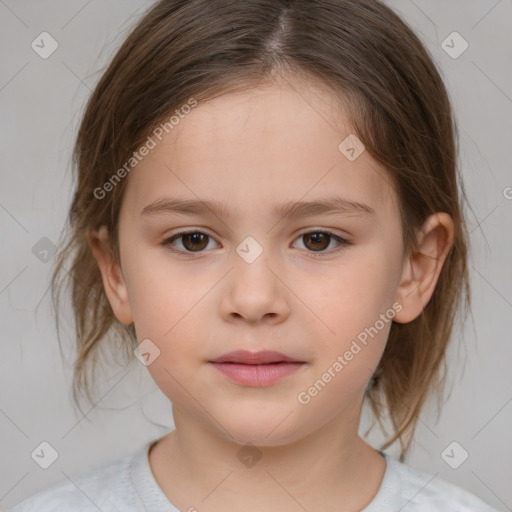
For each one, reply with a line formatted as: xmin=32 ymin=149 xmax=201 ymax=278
xmin=220 ymin=258 xmax=290 ymax=325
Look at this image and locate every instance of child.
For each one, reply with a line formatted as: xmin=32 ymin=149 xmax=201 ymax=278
xmin=8 ymin=0 xmax=501 ymax=510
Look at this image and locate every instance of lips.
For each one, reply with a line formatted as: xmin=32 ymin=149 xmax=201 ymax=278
xmin=209 ymin=350 xmax=306 ymax=386
xmin=209 ymin=350 xmax=302 ymax=365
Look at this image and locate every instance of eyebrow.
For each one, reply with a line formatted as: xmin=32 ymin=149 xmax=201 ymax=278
xmin=140 ymin=196 xmax=375 ymax=219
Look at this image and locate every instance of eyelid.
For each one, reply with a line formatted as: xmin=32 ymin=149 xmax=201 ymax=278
xmin=294 ymin=226 xmax=351 ymax=239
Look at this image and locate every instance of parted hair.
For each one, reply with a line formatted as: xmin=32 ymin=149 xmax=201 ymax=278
xmin=51 ymin=0 xmax=471 ymax=460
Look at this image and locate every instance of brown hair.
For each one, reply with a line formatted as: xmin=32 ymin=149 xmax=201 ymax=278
xmin=51 ymin=0 xmax=471 ymax=460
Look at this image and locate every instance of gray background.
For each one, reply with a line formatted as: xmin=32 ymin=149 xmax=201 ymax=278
xmin=0 ymin=0 xmax=511 ymax=510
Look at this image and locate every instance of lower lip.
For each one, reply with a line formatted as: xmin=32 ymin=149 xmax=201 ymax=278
xmin=210 ymin=362 xmax=304 ymax=386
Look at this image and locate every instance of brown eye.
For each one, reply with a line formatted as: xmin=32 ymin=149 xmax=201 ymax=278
xmin=292 ymin=230 xmax=350 ymax=257
xmin=165 ymin=231 xmax=216 ymax=253
xmin=302 ymin=232 xmax=331 ymax=251
xmin=181 ymin=233 xmax=209 ymax=251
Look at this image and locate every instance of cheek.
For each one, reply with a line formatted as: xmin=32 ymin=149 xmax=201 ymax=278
xmin=296 ymin=268 xmax=394 ymax=411
xmin=125 ymin=248 xmax=208 ymax=335
xmin=123 ymin=252 xmax=210 ymax=382
xmin=130 ymin=283 xmax=205 ymax=406
xmin=299 ymin=250 xmax=398 ymax=390
xmin=304 ymin=250 xmax=397 ymax=338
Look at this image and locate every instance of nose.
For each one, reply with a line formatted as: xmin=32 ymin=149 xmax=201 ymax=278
xmin=219 ymin=248 xmax=291 ymax=325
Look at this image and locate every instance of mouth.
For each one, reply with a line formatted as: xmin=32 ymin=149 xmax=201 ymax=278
xmin=210 ymin=350 xmax=303 ymax=365
xmin=209 ymin=350 xmax=306 ymax=386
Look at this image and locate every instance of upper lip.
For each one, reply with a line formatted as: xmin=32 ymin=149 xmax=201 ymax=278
xmin=210 ymin=350 xmax=303 ymax=364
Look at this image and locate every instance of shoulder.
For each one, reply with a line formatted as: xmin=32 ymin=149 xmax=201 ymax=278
xmin=7 ymin=451 xmax=140 ymax=512
xmin=383 ymin=454 xmax=499 ymax=511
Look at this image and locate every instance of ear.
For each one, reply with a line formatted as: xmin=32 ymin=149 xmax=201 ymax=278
xmin=394 ymin=213 xmax=454 ymax=323
xmin=86 ymin=225 xmax=133 ymax=325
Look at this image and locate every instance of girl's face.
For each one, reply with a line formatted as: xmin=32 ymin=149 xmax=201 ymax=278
xmin=108 ymin=78 xmax=409 ymax=445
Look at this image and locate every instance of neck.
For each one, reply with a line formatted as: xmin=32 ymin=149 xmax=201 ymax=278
xmin=148 ymin=400 xmax=386 ymax=512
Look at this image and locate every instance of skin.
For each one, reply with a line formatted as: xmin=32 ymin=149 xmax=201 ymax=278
xmin=88 ymin=75 xmax=454 ymax=512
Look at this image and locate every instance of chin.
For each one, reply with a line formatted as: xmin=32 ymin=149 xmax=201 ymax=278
xmin=214 ymin=414 xmax=307 ymax=449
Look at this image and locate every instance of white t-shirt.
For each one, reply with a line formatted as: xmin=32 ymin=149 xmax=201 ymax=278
xmin=7 ymin=440 xmax=499 ymax=511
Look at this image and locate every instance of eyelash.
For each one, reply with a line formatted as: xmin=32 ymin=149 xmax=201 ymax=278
xmin=162 ymin=229 xmax=352 ymax=258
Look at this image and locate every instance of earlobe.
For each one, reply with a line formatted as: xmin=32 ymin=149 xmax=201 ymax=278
xmin=86 ymin=225 xmax=133 ymax=325
xmin=393 ymin=213 xmax=454 ymax=324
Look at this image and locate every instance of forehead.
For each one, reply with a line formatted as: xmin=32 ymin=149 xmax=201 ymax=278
xmin=120 ymin=78 xmax=397 ymax=223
